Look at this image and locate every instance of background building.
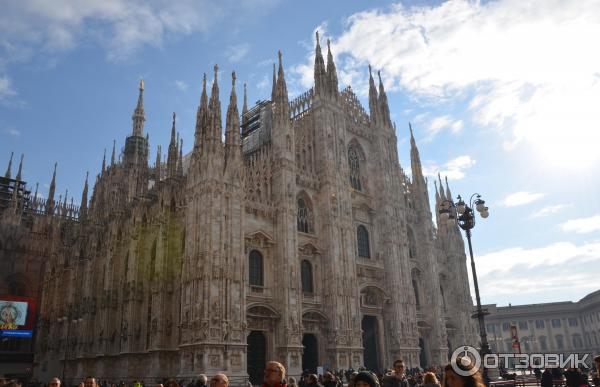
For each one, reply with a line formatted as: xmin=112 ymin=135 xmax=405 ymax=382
xmin=0 ymin=36 xmax=477 ymax=384
xmin=484 ymin=290 xmax=600 ymax=362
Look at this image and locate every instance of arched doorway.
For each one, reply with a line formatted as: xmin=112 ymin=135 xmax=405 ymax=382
xmin=419 ymin=338 xmax=427 ymax=368
xmin=362 ymin=315 xmax=380 ymax=372
xmin=247 ymin=331 xmax=266 ymax=386
xmin=302 ymin=334 xmax=319 ymax=373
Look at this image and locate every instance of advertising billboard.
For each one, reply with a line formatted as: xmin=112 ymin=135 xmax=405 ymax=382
xmin=0 ymin=295 xmax=36 ymax=338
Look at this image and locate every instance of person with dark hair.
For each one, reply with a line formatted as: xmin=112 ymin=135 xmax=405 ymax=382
xmin=354 ymin=372 xmax=379 ymax=387
xmin=164 ymin=380 xmax=180 ymax=387
xmin=85 ymin=377 xmax=98 ymax=387
xmin=383 ymin=360 xmax=408 ymax=387
xmin=305 ymin=375 xmax=321 ymax=387
xmin=540 ymin=368 xmax=553 ymax=387
xmin=442 ymin=357 xmax=485 ymax=387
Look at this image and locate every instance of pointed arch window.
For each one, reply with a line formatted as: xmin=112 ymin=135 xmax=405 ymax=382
xmin=297 ymin=197 xmax=313 ymax=233
xmin=249 ymin=250 xmax=264 ymax=287
xmin=348 ymin=146 xmax=362 ymax=191
xmin=357 ymin=225 xmax=370 ymax=258
xmin=412 ymin=278 xmax=421 ymax=309
xmin=407 ymin=227 xmax=417 ymax=258
xmin=301 ymin=260 xmax=314 ymax=294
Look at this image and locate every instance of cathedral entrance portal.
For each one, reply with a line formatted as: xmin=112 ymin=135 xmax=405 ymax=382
xmin=362 ymin=315 xmax=380 ymax=372
xmin=247 ymin=331 xmax=267 ymax=386
xmin=419 ymin=338 xmax=427 ymax=368
xmin=302 ymin=334 xmax=319 ymax=373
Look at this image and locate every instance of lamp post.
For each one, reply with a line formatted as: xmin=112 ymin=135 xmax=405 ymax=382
xmin=439 ymin=194 xmax=491 ymax=377
xmin=58 ymin=313 xmax=83 ymax=384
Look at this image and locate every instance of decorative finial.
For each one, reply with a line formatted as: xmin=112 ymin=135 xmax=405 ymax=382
xmin=278 ymin=50 xmax=282 ymax=63
xmin=327 ymin=38 xmax=331 ymax=49
xmin=214 ymin=64 xmax=219 ymax=79
xmin=368 ymin=64 xmax=372 ymax=76
xmin=378 ymin=70 xmax=382 ymax=83
xmin=139 ymin=78 xmax=144 ymax=91
xmin=203 ymin=73 xmax=207 ymax=87
xmin=232 ymin=71 xmax=236 ymax=87
xmin=173 ymin=111 xmax=176 ymax=122
xmin=316 ymin=30 xmax=320 ymax=43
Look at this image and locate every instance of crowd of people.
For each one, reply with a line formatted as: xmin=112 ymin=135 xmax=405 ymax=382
xmin=3 ymin=354 xmax=600 ymax=387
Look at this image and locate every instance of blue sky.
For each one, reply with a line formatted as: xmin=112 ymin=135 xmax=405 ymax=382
xmin=2 ymin=0 xmax=600 ymax=307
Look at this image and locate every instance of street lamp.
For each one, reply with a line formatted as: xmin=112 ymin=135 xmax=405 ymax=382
xmin=439 ymin=194 xmax=491 ymax=376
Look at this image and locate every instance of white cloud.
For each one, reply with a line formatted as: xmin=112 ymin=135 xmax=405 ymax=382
xmin=226 ymin=43 xmax=251 ymax=63
xmin=473 ymin=241 xmax=600 ymax=301
xmin=530 ymin=204 xmax=571 ymax=219
xmin=0 ymin=1 xmax=277 ymax=62
xmin=0 ymin=76 xmax=17 ymax=101
xmin=561 ymin=215 xmax=600 ymax=234
xmin=501 ymin=191 xmax=545 ymax=207
xmin=422 ymin=114 xmax=463 ymax=141
xmin=297 ymin=0 xmax=600 ymax=168
xmin=422 ymin=155 xmax=475 ymax=181
xmin=3 ymin=127 xmax=21 ymax=137
xmin=476 ymin=241 xmax=600 ymax=277
xmin=174 ymin=80 xmax=188 ymax=92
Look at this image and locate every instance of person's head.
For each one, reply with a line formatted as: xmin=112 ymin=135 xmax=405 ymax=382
xmin=79 ymin=383 xmax=85 ymax=387
xmin=423 ymin=373 xmax=438 ymax=385
xmin=264 ymin=361 xmax=285 ymax=386
xmin=288 ymin=377 xmax=296 ymax=386
xmin=164 ymin=380 xmax=179 ymax=387
xmin=393 ymin=360 xmax=405 ymax=376
xmin=353 ymin=372 xmax=378 ymax=387
xmin=308 ymin=375 xmax=318 ymax=384
xmin=49 ymin=378 xmax=61 ymax=387
xmin=198 ymin=376 xmax=207 ymax=386
xmin=443 ymin=359 xmax=484 ymax=387
xmin=85 ymin=377 xmax=97 ymax=387
xmin=210 ymin=374 xmax=228 ymax=387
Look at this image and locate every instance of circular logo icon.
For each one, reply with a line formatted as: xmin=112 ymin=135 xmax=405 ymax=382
xmin=450 ymin=345 xmax=481 ymax=376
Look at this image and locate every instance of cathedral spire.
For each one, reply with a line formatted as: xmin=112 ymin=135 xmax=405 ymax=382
xmin=368 ymin=65 xmax=379 ymax=125
xmin=132 ymin=78 xmax=146 ymax=136
xmin=225 ymin=71 xmax=241 ymax=170
xmin=378 ymin=70 xmax=392 ymax=128
xmin=409 ymin=123 xmax=425 ymax=187
xmin=10 ymin=154 xmax=24 ymax=206
xmin=314 ymin=31 xmax=327 ymax=97
xmin=194 ymin=73 xmax=209 ymax=150
xmin=101 ymin=149 xmax=106 ymax=174
xmin=209 ymin=64 xmax=223 ymax=147
xmin=178 ymin=138 xmax=184 ymax=176
xmin=4 ymin=152 xmax=13 ymax=179
xmin=33 ymin=183 xmax=38 ymax=201
xmin=271 ymin=63 xmax=277 ymax=102
xmin=275 ymin=51 xmax=289 ymax=120
xmin=242 ymin=82 xmax=248 ymax=120
xmin=80 ymin=171 xmax=89 ymax=217
xmin=15 ymin=154 xmax=23 ymax=182
xmin=438 ymin=173 xmax=446 ymax=201
xmin=111 ymin=140 xmax=116 ymax=166
xmin=326 ymin=38 xmax=338 ymax=97
xmin=167 ymin=112 xmax=178 ymax=178
xmin=46 ymin=162 xmax=57 ymax=214
xmin=155 ymin=145 xmax=162 ymax=180
xmin=445 ymin=175 xmax=453 ymax=202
